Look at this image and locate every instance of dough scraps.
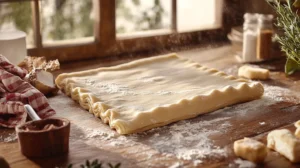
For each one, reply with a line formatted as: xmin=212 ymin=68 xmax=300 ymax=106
xmin=55 ymin=53 xmax=264 ymax=134
xmin=267 ymin=129 xmax=300 ymax=163
xmin=238 ymin=65 xmax=269 ymax=80
xmin=234 ymin=137 xmax=267 ymax=163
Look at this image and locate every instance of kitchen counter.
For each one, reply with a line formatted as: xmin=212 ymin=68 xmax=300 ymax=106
xmin=1 ymin=44 xmax=300 ymax=168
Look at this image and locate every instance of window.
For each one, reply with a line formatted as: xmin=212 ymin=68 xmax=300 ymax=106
xmin=116 ymin=0 xmax=172 ymax=35
xmin=40 ymin=0 xmax=95 ymax=46
xmin=177 ymin=0 xmax=223 ymax=32
xmin=0 ymin=1 xmax=34 ymax=48
xmin=0 ymin=0 xmax=230 ymax=62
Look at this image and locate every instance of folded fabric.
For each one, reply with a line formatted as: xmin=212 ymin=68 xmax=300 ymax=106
xmin=0 ymin=55 xmax=55 ymax=128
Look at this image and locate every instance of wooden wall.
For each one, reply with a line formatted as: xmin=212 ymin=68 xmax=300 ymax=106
xmin=242 ymin=0 xmax=275 ymax=15
xmin=222 ymin=0 xmax=276 ymax=33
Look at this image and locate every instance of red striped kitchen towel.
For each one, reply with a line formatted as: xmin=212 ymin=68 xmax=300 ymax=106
xmin=0 ymin=55 xmax=55 ymax=128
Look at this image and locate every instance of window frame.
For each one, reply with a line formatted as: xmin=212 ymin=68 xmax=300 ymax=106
xmin=0 ymin=0 xmax=243 ymax=62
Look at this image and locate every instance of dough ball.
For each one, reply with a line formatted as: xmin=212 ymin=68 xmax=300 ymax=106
xmin=238 ymin=65 xmax=269 ymax=80
xmin=234 ymin=137 xmax=267 ymax=163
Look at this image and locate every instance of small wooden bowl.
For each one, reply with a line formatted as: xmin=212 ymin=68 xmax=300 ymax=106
xmin=15 ymin=118 xmax=70 ymax=158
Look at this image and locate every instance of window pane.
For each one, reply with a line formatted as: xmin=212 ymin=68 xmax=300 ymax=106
xmin=177 ymin=0 xmax=223 ymax=32
xmin=0 ymin=1 xmax=34 ymax=48
xmin=116 ymin=0 xmax=171 ymax=34
xmin=40 ymin=0 xmax=94 ymax=45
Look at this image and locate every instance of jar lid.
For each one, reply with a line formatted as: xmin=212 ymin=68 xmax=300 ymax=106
xmin=244 ymin=13 xmax=257 ymax=19
xmin=244 ymin=13 xmax=258 ymax=24
xmin=257 ymin=14 xmax=274 ymax=23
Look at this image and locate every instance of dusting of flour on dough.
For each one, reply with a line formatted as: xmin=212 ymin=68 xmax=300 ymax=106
xmin=84 ymin=79 xmax=219 ymax=96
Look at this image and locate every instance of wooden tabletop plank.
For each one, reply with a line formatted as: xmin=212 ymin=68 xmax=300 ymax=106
xmin=206 ymin=123 xmax=300 ymax=168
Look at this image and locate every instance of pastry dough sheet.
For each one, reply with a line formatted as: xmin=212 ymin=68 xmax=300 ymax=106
xmin=55 ymin=53 xmax=264 ymax=134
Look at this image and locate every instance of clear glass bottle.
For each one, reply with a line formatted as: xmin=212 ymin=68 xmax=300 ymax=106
xmin=242 ymin=13 xmax=258 ymax=62
xmin=256 ymin=14 xmax=274 ymax=60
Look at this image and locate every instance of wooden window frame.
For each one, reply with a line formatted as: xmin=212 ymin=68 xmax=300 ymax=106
xmin=1 ymin=0 xmax=243 ymax=62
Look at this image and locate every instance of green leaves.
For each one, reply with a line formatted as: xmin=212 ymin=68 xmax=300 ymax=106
xmin=0 ymin=2 xmax=32 ymax=33
xmin=268 ymin=0 xmax=300 ymax=75
xmin=108 ymin=163 xmax=121 ymax=168
xmin=285 ymin=57 xmax=300 ymax=75
xmin=67 ymin=159 xmax=121 ymax=168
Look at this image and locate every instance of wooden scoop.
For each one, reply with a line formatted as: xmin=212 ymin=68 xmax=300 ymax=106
xmin=15 ymin=105 xmax=70 ymax=158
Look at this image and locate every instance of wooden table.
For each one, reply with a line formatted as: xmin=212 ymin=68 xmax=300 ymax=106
xmin=2 ymin=44 xmax=300 ymax=168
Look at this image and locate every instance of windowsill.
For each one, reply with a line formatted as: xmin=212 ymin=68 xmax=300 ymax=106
xmin=177 ymin=23 xmax=222 ymax=33
xmin=42 ymin=36 xmax=95 ymax=48
xmin=31 ymin=24 xmax=222 ymax=49
xmin=117 ymin=29 xmax=173 ymax=40
xmin=116 ymin=24 xmax=222 ymax=40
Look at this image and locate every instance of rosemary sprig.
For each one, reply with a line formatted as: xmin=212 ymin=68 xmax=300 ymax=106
xmin=67 ymin=159 xmax=121 ymax=168
xmin=268 ymin=0 xmax=300 ymax=74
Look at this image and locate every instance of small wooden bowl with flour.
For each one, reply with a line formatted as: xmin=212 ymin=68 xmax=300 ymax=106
xmin=15 ymin=117 xmax=70 ymax=158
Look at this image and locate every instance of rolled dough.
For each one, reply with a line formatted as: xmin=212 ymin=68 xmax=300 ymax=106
xmin=55 ymin=53 xmax=264 ymax=134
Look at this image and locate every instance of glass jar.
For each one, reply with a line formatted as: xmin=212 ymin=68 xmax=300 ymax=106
xmin=242 ymin=13 xmax=259 ymax=62
xmin=256 ymin=14 xmax=274 ymax=60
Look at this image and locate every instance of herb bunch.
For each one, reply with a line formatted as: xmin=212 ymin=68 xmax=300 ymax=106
xmin=268 ymin=0 xmax=300 ymax=74
xmin=68 ymin=159 xmax=121 ymax=168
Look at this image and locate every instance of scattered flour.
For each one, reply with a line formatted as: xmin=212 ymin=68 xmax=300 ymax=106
xmin=83 ymin=129 xmax=117 ymax=140
xmin=79 ymin=127 xmax=135 ymax=147
xmin=0 ymin=133 xmax=17 ymax=142
xmin=143 ymin=117 xmax=231 ymax=161
xmin=230 ymin=158 xmax=256 ymax=168
xmin=77 ymin=116 xmax=231 ymax=164
xmin=74 ymin=84 xmax=300 ymax=166
xmin=263 ymin=85 xmax=299 ymax=102
xmin=259 ymin=122 xmax=266 ymax=125
xmin=168 ymin=162 xmax=182 ymax=168
xmin=193 ymin=160 xmax=203 ymax=166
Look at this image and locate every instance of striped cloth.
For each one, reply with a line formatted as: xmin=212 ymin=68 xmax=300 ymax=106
xmin=0 ymin=55 xmax=55 ymax=128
